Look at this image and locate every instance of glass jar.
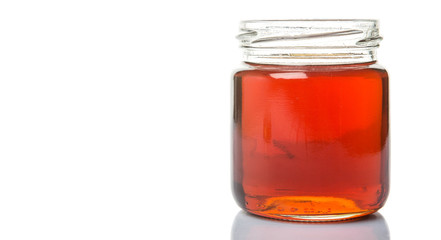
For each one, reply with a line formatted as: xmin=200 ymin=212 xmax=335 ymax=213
xmin=232 ymin=20 xmax=389 ymax=222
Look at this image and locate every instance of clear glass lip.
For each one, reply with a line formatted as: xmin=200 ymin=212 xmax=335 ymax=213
xmin=240 ymin=19 xmax=379 ymax=30
xmin=240 ymin=19 xmax=378 ymax=28
xmin=238 ymin=19 xmax=381 ymax=65
xmin=241 ymin=19 xmax=378 ymax=22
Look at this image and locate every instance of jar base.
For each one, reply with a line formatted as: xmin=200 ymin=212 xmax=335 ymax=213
xmin=246 ymin=210 xmax=376 ymax=222
xmin=242 ymin=195 xmax=379 ymax=222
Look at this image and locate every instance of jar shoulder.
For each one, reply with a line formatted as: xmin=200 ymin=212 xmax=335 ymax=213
xmin=234 ymin=62 xmax=388 ymax=80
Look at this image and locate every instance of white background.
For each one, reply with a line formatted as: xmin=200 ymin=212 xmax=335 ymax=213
xmin=0 ymin=0 xmax=440 ymax=239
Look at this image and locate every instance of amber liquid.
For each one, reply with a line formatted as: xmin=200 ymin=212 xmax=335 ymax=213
xmin=233 ymin=63 xmax=389 ymax=221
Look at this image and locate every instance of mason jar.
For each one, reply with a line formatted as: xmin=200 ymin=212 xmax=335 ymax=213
xmin=232 ymin=19 xmax=389 ymax=221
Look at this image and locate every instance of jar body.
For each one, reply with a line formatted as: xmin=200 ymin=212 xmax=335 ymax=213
xmin=232 ymin=62 xmax=389 ymax=221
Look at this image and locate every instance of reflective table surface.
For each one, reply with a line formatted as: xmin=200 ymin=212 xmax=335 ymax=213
xmin=232 ymin=211 xmax=389 ymax=240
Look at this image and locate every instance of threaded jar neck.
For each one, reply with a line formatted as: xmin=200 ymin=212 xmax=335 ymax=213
xmin=238 ymin=19 xmax=382 ymax=65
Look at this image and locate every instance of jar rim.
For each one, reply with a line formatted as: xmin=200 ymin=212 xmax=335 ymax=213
xmin=238 ymin=19 xmax=381 ymax=65
xmin=241 ymin=19 xmax=378 ymax=23
xmin=240 ymin=19 xmax=379 ymax=31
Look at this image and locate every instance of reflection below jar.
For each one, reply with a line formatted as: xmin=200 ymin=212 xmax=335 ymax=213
xmin=231 ymin=211 xmax=389 ymax=240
